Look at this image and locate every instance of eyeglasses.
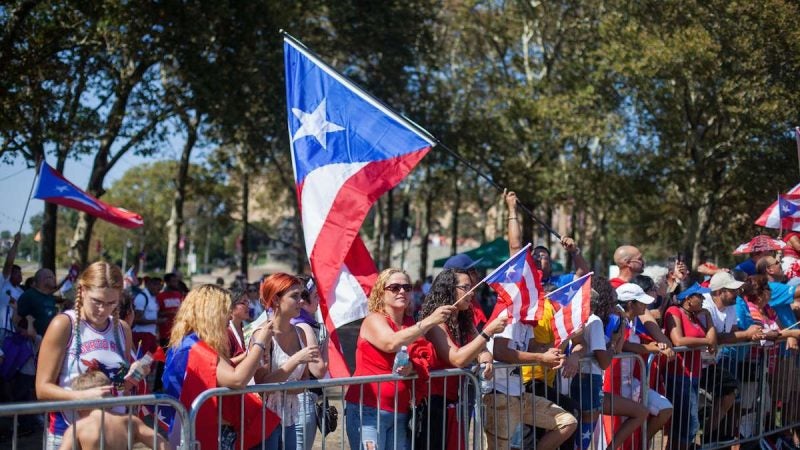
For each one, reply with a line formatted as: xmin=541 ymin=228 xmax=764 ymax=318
xmin=385 ymin=283 xmax=412 ymax=293
xmin=455 ymin=284 xmax=472 ymax=291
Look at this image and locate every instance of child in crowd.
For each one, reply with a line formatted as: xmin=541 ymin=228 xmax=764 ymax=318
xmin=59 ymin=370 xmax=168 ymax=450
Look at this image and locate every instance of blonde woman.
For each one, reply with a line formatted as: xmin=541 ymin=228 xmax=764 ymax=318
xmin=163 ymin=284 xmax=279 ymax=450
xmin=36 ymin=262 xmax=141 ymax=449
xmin=344 ymin=268 xmax=456 ymax=450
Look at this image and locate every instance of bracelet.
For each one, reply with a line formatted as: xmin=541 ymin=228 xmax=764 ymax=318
xmin=250 ymin=342 xmax=267 ymax=353
xmin=508 ymin=217 xmax=518 ymax=221
xmin=480 ymin=331 xmax=491 ymax=342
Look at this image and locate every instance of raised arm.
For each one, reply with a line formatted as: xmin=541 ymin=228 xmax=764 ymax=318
xmin=2 ymin=233 xmax=20 ymax=280
xmin=505 ymin=190 xmax=523 ymax=255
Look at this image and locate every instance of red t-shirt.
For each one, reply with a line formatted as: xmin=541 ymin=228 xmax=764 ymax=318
xmin=344 ymin=315 xmax=419 ymax=413
xmin=784 ymin=232 xmax=800 ymax=259
xmin=428 ymin=327 xmax=464 ymax=401
xmin=663 ymin=306 xmax=707 ymax=378
xmin=157 ymin=290 xmax=184 ymax=340
xmin=610 ymin=277 xmax=626 ymax=289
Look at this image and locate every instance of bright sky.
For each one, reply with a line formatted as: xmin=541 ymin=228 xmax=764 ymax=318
xmin=0 ymin=140 xmax=196 ymax=234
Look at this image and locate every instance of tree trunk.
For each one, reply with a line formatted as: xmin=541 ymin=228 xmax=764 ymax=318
xmin=165 ymin=114 xmax=197 ymax=273
xmin=40 ymin=202 xmax=58 ymax=271
xmin=372 ymin=198 xmax=383 ymax=269
xmin=381 ymin=189 xmax=393 ymax=268
xmin=419 ymin=189 xmax=433 ymax=282
xmin=450 ymin=180 xmax=461 ymax=256
xmin=70 ymin=212 xmax=97 ymax=267
xmin=240 ymin=167 xmax=249 ymax=278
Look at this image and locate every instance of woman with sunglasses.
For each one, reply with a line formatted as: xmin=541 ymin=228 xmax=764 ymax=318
xmin=417 ymin=268 xmax=508 ymax=450
xmin=345 ymin=268 xmax=456 ymax=450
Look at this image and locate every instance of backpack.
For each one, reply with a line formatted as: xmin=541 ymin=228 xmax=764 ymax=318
xmin=0 ymin=333 xmax=34 ymax=380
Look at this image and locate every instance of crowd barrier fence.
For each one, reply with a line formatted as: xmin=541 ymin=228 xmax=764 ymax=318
xmin=1 ymin=342 xmax=799 ymax=450
xmin=0 ymin=394 xmax=189 ymax=450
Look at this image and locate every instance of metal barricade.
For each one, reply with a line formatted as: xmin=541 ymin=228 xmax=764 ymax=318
xmin=187 ymin=369 xmax=481 ymax=450
xmin=479 ymin=352 xmax=649 ymax=450
xmin=0 ymin=394 xmax=189 ymax=450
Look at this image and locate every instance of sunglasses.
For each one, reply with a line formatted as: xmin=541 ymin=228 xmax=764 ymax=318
xmin=385 ymin=283 xmax=412 ymax=293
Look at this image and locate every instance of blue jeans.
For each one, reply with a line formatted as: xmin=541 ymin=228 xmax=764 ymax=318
xmin=665 ymin=375 xmax=699 ymax=443
xmin=345 ymin=402 xmax=408 ymax=450
xmin=265 ymin=423 xmax=297 ymax=450
xmin=295 ymin=391 xmax=318 ymax=450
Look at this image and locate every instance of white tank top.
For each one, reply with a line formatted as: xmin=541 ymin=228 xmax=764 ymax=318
xmin=265 ymin=327 xmax=306 ymax=425
xmin=50 ymin=310 xmax=128 ymax=435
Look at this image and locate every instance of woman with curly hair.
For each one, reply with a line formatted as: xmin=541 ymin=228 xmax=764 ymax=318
xmin=36 ymin=261 xmax=144 ymax=449
xmin=163 ymin=284 xmax=279 ymax=450
xmin=417 ymin=268 xmax=507 ymax=450
xmin=345 ymin=268 xmax=455 ymax=450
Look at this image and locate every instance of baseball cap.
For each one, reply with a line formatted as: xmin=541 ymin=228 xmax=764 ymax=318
xmin=615 ymin=283 xmax=655 ymax=304
xmin=443 ymin=253 xmax=483 ymax=270
xmin=708 ymin=271 xmax=744 ymax=292
xmin=677 ymin=282 xmax=711 ymax=301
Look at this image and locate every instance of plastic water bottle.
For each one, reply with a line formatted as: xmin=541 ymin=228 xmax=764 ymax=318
xmin=393 ymin=346 xmax=409 ymax=373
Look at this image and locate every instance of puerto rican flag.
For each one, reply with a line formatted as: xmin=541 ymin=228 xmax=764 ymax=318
xmin=548 ymin=272 xmax=593 ymax=348
xmin=755 ymin=185 xmax=800 ymax=231
xmin=34 ymin=162 xmax=143 ymax=229
xmin=284 ymin=36 xmax=433 ymax=377
xmin=161 ymin=333 xmax=279 ymax=447
xmin=485 ymin=244 xmax=544 ymax=323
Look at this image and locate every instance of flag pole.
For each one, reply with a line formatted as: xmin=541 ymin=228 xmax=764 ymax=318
xmin=280 ymin=30 xmax=561 ymax=241
xmin=18 ymin=158 xmax=43 ymax=235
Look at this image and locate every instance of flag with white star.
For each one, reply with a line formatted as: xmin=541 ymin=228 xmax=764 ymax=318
xmin=34 ymin=162 xmax=143 ymax=229
xmin=284 ymin=35 xmax=434 ymax=377
xmin=484 ymin=243 xmax=544 ymax=324
xmin=755 ymin=187 xmax=800 ymax=231
xmin=548 ymin=272 xmax=593 ymax=348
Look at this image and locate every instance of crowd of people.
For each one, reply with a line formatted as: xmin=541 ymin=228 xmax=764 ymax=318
xmin=0 ymin=190 xmax=800 ymax=450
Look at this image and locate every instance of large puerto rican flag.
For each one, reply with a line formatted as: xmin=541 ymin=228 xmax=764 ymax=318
xmin=284 ymin=35 xmax=433 ymax=377
xmin=548 ymin=272 xmax=593 ymax=348
xmin=34 ymin=162 xmax=143 ymax=229
xmin=485 ymin=243 xmax=544 ymax=323
xmin=755 ymin=184 xmax=800 ymax=231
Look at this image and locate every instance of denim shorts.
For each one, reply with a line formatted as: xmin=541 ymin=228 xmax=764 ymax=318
xmin=664 ymin=375 xmax=699 ymax=443
xmin=569 ymin=374 xmax=603 ymax=411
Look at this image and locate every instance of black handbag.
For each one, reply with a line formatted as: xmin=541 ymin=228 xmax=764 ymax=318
xmin=315 ymin=397 xmax=338 ymax=436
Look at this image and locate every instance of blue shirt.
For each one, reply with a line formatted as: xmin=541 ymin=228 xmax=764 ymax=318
xmin=767 ymin=281 xmax=797 ymax=330
xmin=734 ymin=259 xmax=757 ymax=276
xmin=543 ymin=273 xmax=575 ymax=290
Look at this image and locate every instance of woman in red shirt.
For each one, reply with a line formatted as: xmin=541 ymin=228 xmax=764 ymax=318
xmin=662 ymin=283 xmax=717 ymax=450
xmin=345 ymin=269 xmax=455 ymax=450
xmin=417 ymin=269 xmax=507 ymax=450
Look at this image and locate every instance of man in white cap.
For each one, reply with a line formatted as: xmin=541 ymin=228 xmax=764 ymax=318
xmin=614 ymin=283 xmax=674 ymax=443
xmin=701 ymin=271 xmax=762 ymax=443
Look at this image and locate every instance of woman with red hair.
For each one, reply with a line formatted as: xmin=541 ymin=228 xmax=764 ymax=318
xmin=253 ymin=273 xmax=321 ymax=450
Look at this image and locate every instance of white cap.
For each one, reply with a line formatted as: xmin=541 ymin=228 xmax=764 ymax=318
xmin=615 ymin=283 xmax=655 ymax=305
xmin=708 ymin=271 xmax=744 ymax=292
